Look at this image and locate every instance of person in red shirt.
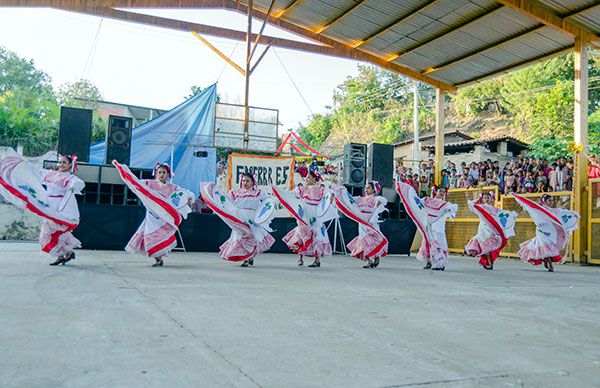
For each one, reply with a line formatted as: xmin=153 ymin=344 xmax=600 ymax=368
xmin=588 ymin=155 xmax=600 ymax=208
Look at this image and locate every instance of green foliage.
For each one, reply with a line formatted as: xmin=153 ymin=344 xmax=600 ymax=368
xmin=0 ymin=47 xmax=108 ymax=153
xmin=297 ymin=113 xmax=332 ymax=147
xmin=298 ymin=65 xmax=435 ymax=151
xmin=57 ymin=79 xmax=103 ymax=105
xmin=0 ymin=46 xmax=53 ymax=95
xmin=0 ymin=88 xmax=59 ymax=155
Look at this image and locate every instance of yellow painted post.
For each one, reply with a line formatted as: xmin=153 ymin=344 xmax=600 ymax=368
xmin=573 ymin=35 xmax=589 ymax=263
xmin=434 ymin=88 xmax=444 ymax=185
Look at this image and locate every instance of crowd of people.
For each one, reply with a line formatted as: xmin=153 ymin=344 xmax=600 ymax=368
xmin=394 ymin=156 xmax=587 ymax=197
xmin=294 ymin=158 xmax=336 ymax=178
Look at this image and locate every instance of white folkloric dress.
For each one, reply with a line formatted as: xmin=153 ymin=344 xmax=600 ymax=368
xmin=0 ymin=155 xmax=84 ymax=258
xmin=272 ymin=184 xmax=338 ymax=258
xmin=331 ymin=185 xmax=388 ymax=260
xmin=465 ymin=198 xmax=517 ymax=266
xmin=200 ymin=183 xmax=277 ymax=261
xmin=113 ymin=161 xmax=194 ymax=259
xmin=395 ymin=181 xmax=457 ymax=269
xmin=514 ymin=194 xmax=579 ymax=265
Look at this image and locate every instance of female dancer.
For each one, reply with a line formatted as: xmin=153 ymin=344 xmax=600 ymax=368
xmin=272 ymin=170 xmax=337 ymax=268
xmin=200 ymin=172 xmax=277 ymax=267
xmin=514 ymin=193 xmax=579 ymax=272
xmin=0 ymin=153 xmax=84 ymax=265
xmin=396 ymin=181 xmax=457 ymax=271
xmin=465 ymin=192 xmax=517 ymax=270
xmin=114 ymin=161 xmax=194 ymax=267
xmin=332 ymin=181 xmax=388 ymax=268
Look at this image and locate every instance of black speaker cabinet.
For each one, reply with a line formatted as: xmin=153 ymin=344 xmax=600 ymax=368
xmin=367 ymin=143 xmax=394 ymax=188
xmin=342 ymin=143 xmax=367 ymax=187
xmin=105 ymin=115 xmax=133 ymax=165
xmin=58 ymin=106 xmax=93 ymax=162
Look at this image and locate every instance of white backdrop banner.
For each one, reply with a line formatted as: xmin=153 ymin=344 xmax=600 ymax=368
xmin=228 ymin=153 xmax=295 ymax=190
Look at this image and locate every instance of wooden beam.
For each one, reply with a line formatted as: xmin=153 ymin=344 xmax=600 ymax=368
xmin=455 ymin=45 xmax=573 ymax=87
xmin=59 ymin=6 xmax=333 ymax=54
xmin=314 ymin=0 xmax=367 ymax=34
xmin=354 ymin=0 xmax=439 ymax=48
xmin=495 ymin=0 xmax=600 ymax=44
xmin=191 ymin=31 xmax=245 ymax=75
xmin=395 ymin=4 xmax=504 ymax=58
xmin=272 ymin=0 xmax=302 ymax=18
xmin=572 ymin=35 xmax=589 ymax=262
xmin=424 ymin=24 xmax=545 ymax=75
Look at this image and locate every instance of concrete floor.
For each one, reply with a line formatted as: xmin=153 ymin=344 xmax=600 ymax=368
xmin=1 ymin=242 xmax=599 ymax=388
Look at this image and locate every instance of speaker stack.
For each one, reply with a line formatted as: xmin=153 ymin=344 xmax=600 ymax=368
xmin=367 ymin=143 xmax=394 ymax=188
xmin=342 ymin=143 xmax=367 ymax=191
xmin=105 ymin=115 xmax=133 ymax=165
xmin=58 ymin=106 xmax=93 ymax=162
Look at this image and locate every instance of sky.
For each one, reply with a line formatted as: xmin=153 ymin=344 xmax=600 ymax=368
xmin=0 ymin=7 xmax=362 ymax=129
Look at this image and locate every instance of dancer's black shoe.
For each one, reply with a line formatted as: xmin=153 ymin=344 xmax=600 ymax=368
xmin=372 ymin=257 xmax=380 ymax=268
xmin=62 ymin=251 xmax=76 ymax=265
xmin=49 ymin=257 xmax=65 ymax=266
xmin=423 ymin=262 xmax=432 ymax=270
xmin=308 ymin=260 xmax=320 ymax=268
xmin=241 ymin=260 xmax=250 ymax=267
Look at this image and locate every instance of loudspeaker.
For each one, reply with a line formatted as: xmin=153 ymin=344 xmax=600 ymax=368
xmin=367 ymin=143 xmax=394 ymax=187
xmin=342 ymin=143 xmax=367 ymax=187
xmin=58 ymin=106 xmax=93 ymax=163
xmin=106 ymin=115 xmax=133 ymax=165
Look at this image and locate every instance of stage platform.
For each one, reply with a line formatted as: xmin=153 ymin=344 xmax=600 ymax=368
xmin=74 ymin=203 xmax=417 ymax=254
xmin=1 ymin=243 xmax=599 ymax=387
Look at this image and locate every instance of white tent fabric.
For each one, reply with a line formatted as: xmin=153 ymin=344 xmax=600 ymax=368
xmin=89 ymin=84 xmax=218 ymax=194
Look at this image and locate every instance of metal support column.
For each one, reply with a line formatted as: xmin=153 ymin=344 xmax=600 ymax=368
xmin=413 ymin=80 xmax=420 ymax=171
xmin=243 ymin=0 xmax=253 ymax=150
xmin=434 ymin=88 xmax=445 ymax=186
xmin=573 ymin=35 xmax=589 ymax=262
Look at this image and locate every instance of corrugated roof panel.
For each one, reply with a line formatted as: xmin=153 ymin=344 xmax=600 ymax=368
xmin=538 ymin=0 xmax=595 ymax=13
xmin=284 ymin=0 xmax=343 ymax=29
xmin=571 ymin=9 xmax=600 ymax=34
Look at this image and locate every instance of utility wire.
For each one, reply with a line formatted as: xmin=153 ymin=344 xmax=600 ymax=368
xmin=81 ymin=18 xmax=104 ymax=80
xmin=273 ymin=47 xmax=314 ymax=116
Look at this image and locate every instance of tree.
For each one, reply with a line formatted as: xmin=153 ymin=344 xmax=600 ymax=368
xmin=57 ymin=79 xmax=103 ymax=105
xmin=0 ymin=47 xmax=59 ymax=155
xmin=57 ymin=79 xmax=107 ymax=143
xmin=0 ymin=88 xmax=59 ymax=155
xmin=0 ymin=46 xmax=53 ymax=95
xmin=297 ymin=65 xmax=435 ymax=154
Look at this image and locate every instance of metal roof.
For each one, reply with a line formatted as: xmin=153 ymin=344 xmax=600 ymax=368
xmin=2 ymin=0 xmax=599 ymax=91
xmin=244 ymin=0 xmax=599 ymax=88
xmin=421 ymin=134 xmax=529 ymax=149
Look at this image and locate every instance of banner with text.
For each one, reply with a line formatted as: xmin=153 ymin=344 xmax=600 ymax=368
xmin=228 ymin=153 xmax=295 ymax=190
